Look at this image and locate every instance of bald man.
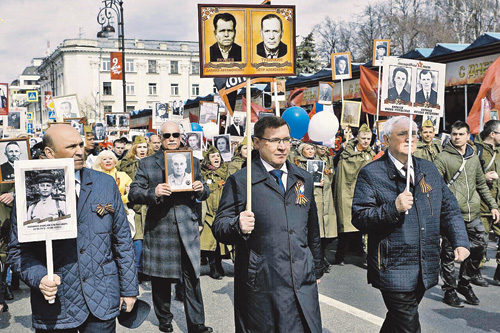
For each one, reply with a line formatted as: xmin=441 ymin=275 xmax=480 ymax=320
xmin=150 ymin=134 xmax=162 ymax=152
xmin=129 ymin=121 xmax=212 ymax=333
xmin=8 ymin=125 xmax=138 ymax=332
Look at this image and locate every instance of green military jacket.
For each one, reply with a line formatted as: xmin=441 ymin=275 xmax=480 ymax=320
xmin=474 ymin=136 xmax=500 ymax=216
xmin=414 ymin=139 xmax=442 ymax=162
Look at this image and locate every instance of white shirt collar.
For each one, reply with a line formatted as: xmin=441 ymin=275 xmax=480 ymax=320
xmin=260 ymin=157 xmax=287 ymax=174
xmin=388 ymin=150 xmax=414 ymax=179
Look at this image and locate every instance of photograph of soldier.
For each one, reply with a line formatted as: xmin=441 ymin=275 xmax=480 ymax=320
xmin=387 ymin=66 xmax=411 ymax=104
xmin=415 ymin=69 xmax=438 ymax=107
xmin=307 ymin=160 xmax=325 ymax=186
xmin=340 ymin=101 xmax=362 ymax=128
xmin=373 ymin=40 xmax=389 ymax=66
xmin=199 ymin=101 xmax=219 ymax=125
xmin=8 ymin=111 xmax=21 ymax=130
xmin=256 ymin=13 xmax=288 ymax=59
xmin=317 ymin=82 xmax=334 ymax=104
xmin=0 ymin=139 xmax=30 ymax=182
xmin=25 ymin=170 xmax=66 ymax=221
xmin=209 ymin=12 xmax=242 ymax=62
xmin=165 ymin=151 xmax=194 ymax=191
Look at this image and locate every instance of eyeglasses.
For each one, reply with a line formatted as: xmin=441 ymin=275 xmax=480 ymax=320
xmin=162 ymin=132 xmax=180 ymax=139
xmin=257 ymin=137 xmax=292 ymax=146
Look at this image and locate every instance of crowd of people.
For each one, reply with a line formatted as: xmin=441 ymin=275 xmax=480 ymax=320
xmin=0 ymin=115 xmax=498 ymax=332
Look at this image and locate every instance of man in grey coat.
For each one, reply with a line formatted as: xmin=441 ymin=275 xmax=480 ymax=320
xmin=128 ymin=121 xmax=212 ymax=333
xmin=213 ymin=116 xmax=323 ymax=333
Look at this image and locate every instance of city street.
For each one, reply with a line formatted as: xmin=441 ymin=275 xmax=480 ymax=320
xmin=1 ymin=241 xmax=499 ymax=332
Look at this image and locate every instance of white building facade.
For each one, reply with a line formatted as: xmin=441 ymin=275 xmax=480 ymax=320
xmin=37 ymin=38 xmax=214 ymax=126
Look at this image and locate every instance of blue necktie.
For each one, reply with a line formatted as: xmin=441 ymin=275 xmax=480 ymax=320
xmin=269 ymin=170 xmax=285 ymax=194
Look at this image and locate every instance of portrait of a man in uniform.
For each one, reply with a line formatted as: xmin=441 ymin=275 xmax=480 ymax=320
xmin=26 ymin=172 xmax=66 ymax=220
xmin=166 ymin=151 xmax=194 ymax=191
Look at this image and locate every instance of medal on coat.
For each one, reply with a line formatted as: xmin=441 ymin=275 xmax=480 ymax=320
xmin=419 ymin=176 xmax=433 ymax=193
xmin=294 ymin=180 xmax=309 ymax=206
xmin=186 ymin=179 xmax=191 ymax=186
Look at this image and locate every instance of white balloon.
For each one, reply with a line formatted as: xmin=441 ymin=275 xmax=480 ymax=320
xmin=202 ymin=122 xmax=219 ymax=140
xmin=308 ymin=111 xmax=339 ymax=142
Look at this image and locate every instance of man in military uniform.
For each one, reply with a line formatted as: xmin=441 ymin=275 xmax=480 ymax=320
xmin=27 ymin=173 xmax=66 ymax=220
xmin=414 ymin=119 xmax=442 ymax=162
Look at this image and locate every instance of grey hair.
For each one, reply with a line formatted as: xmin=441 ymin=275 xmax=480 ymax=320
xmin=383 ymin=116 xmax=418 ymax=137
xmin=93 ymin=149 xmax=118 ymax=172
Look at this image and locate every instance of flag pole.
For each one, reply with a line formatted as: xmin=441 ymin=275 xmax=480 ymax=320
xmin=405 ymin=113 xmax=413 ymax=215
xmin=246 ymin=79 xmax=252 ymax=213
xmin=376 ymin=65 xmax=382 ymax=123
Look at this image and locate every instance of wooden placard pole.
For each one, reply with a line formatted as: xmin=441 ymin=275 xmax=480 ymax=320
xmin=246 ymin=79 xmax=252 ymax=213
xmin=340 ymin=79 xmax=344 ymax=106
xmin=405 ymin=114 xmax=414 ymax=215
xmin=376 ymin=65 xmax=382 ymax=123
xmin=45 ymin=232 xmax=55 ymax=304
xmin=273 ymin=80 xmax=281 ymax=117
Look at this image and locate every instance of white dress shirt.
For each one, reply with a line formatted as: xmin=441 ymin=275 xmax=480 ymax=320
xmin=261 ymin=158 xmax=288 ymax=189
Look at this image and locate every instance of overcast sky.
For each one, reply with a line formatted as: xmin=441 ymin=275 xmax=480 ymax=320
xmin=0 ymin=0 xmax=370 ymax=84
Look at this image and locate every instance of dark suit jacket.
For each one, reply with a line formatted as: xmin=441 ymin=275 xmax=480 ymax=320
xmin=352 ymin=153 xmax=469 ymax=292
xmin=0 ymin=162 xmax=14 ymax=181
xmin=128 ymin=149 xmax=209 ymax=279
xmin=209 ymin=43 xmax=242 ymax=62
xmin=387 ymin=87 xmax=410 ymax=103
xmin=228 ymin=124 xmax=244 ymax=136
xmin=256 ymin=41 xmax=287 ymax=58
xmin=8 ymin=168 xmax=138 ymax=329
xmin=213 ymin=159 xmax=323 ymax=332
xmin=415 ymin=89 xmax=438 ymax=105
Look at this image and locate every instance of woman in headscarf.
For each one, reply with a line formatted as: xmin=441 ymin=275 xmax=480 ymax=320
xmin=227 ymin=137 xmax=252 ymax=176
xmin=200 ymin=145 xmax=231 ymax=279
xmin=117 ymin=135 xmax=154 ymax=282
xmin=293 ymin=142 xmax=337 ymax=273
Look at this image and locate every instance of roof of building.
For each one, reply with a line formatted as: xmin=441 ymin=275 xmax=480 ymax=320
xmin=22 ymin=66 xmax=39 ymax=76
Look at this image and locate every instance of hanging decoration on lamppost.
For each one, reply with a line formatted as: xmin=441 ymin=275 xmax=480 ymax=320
xmin=110 ymin=52 xmax=123 ymax=80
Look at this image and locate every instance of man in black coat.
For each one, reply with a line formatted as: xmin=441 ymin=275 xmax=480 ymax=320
xmin=213 ymin=116 xmax=323 ymax=333
xmin=128 ymin=121 xmax=212 ymax=333
xmin=227 ymin=115 xmax=244 ymax=136
xmin=256 ymin=14 xmax=288 ymax=59
xmin=352 ymin=116 xmax=470 ymax=332
xmin=415 ymin=70 xmax=438 ymax=106
xmin=209 ymin=13 xmax=242 ymax=62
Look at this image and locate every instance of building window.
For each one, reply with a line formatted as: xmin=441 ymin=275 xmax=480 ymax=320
xmin=170 ymin=61 xmax=179 ymax=74
xmin=126 ymin=59 xmax=135 ymax=72
xmin=148 ymin=83 xmax=157 ymax=95
xmin=171 ymin=83 xmax=179 ymax=96
xmin=148 ymin=60 xmax=157 ymax=73
xmin=191 ymin=62 xmax=199 ymax=74
xmin=102 ymin=58 xmax=110 ymax=71
xmin=192 ymin=84 xmax=199 ymax=96
xmin=126 ymin=106 xmax=135 ymax=112
xmin=103 ymin=105 xmax=112 ymax=113
xmin=103 ymin=82 xmax=112 ymax=95
xmin=126 ymin=82 xmax=135 ymax=95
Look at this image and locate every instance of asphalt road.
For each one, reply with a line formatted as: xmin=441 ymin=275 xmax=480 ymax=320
xmin=1 ymin=240 xmax=499 ymax=332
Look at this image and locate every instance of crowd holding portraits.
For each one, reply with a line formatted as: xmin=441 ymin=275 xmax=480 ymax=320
xmin=0 ymin=138 xmax=30 ymax=182
xmin=165 ymin=150 xmax=194 ymax=192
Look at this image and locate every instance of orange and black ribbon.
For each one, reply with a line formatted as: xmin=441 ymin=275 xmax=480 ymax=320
xmin=96 ymin=203 xmax=115 ymax=217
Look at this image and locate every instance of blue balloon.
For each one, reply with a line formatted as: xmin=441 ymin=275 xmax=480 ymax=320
xmin=282 ymin=107 xmax=310 ymax=139
xmin=191 ymin=122 xmax=203 ymax=132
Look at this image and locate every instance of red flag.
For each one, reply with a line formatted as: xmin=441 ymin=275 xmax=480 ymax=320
xmin=467 ymin=56 xmax=500 ymax=134
xmin=286 ymin=87 xmax=308 ymax=108
xmin=110 ymin=52 xmax=123 ymax=80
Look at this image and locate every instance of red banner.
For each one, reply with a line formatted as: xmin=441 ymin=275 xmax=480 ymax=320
xmin=0 ymin=83 xmax=9 ymax=116
xmin=44 ymin=91 xmax=54 ymax=110
xmin=110 ymin=52 xmax=123 ymax=80
xmin=467 ymin=56 xmax=500 ymax=134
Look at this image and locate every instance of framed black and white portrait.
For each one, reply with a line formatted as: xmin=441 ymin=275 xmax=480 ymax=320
xmin=14 ymin=158 xmax=77 ymax=243
xmin=228 ymin=111 xmax=246 ymax=137
xmin=199 ymin=101 xmax=219 ymax=125
xmin=153 ymin=102 xmax=169 ymax=129
xmin=7 ymin=110 xmax=22 ymax=130
xmin=165 ymin=150 xmax=195 ymax=192
xmin=307 ymin=160 xmax=324 ymax=186
xmin=185 ymin=131 xmax=203 ymax=160
xmin=105 ymin=113 xmax=116 ymax=128
xmin=386 ymin=65 xmax=412 ymax=106
xmin=213 ymin=134 xmax=232 ymax=162
xmin=64 ymin=118 xmax=84 ymax=136
xmin=373 ymin=39 xmax=390 ymax=67
xmin=53 ymin=95 xmax=80 ymax=120
xmin=0 ymin=83 xmax=9 ymax=115
xmin=106 ymin=113 xmax=129 ymax=131
xmin=331 ymin=52 xmax=352 ymax=80
xmin=317 ymin=82 xmax=334 ymax=105
xmin=0 ymin=138 xmax=31 ymax=183
xmin=92 ymin=122 xmax=107 ymax=142
xmin=415 ymin=69 xmax=439 ymax=108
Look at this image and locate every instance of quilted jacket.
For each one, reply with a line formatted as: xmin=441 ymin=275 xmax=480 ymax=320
xmin=473 ymin=136 xmax=500 ymax=216
xmin=352 ymin=153 xmax=469 ymax=292
xmin=434 ymin=143 xmax=498 ymax=222
xmin=8 ymin=169 xmax=138 ymax=330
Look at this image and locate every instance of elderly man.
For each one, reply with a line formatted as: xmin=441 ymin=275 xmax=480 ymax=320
xmin=213 ymin=116 xmax=323 ymax=333
xmin=129 ymin=121 xmax=212 ymax=333
xmin=150 ymin=134 xmax=162 ymax=152
xmin=209 ymin=12 xmax=242 ymax=62
xmin=1 ymin=141 xmax=21 ymax=181
xmin=228 ymin=116 xmax=244 ymax=136
xmin=352 ymin=116 xmax=470 ymax=332
xmin=256 ymin=14 xmax=288 ymax=59
xmin=413 ymin=119 xmax=442 ymax=162
xmin=8 ymin=124 xmax=138 ymax=332
xmin=168 ymin=153 xmax=193 ymax=190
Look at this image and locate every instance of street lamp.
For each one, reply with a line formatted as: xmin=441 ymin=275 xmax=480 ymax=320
xmin=97 ymin=0 xmax=126 ymax=114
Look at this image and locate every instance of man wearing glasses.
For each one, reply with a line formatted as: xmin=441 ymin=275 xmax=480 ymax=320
xmin=213 ymin=116 xmax=324 ymax=332
xmin=129 ymin=121 xmax=212 ymax=333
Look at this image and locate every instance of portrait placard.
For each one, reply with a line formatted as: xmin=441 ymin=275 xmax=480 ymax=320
xmin=213 ymin=134 xmax=232 ymax=162
xmin=53 ymin=95 xmax=80 ymax=120
xmin=198 ymin=4 xmax=296 ymax=78
xmin=272 ymin=79 xmax=286 ymax=101
xmin=177 ymin=118 xmax=192 ymax=135
xmin=153 ymin=102 xmax=170 ymax=129
xmin=376 ymin=120 xmax=387 ymax=144
xmin=228 ymin=111 xmax=246 ymax=137
xmin=306 ymin=160 xmax=324 ymax=186
xmin=340 ymin=101 xmax=362 ymax=128
xmin=185 ymin=131 xmax=203 ymax=160
xmin=92 ymin=122 xmax=107 ymax=142
xmin=105 ymin=112 xmax=130 ymax=132
xmin=317 ymin=82 xmax=334 ymax=105
xmin=199 ymin=101 xmax=219 ymax=125
xmin=63 ymin=118 xmax=84 ymax=136
xmin=373 ymin=39 xmax=390 ymax=67
xmin=0 ymin=138 xmax=31 ymax=183
xmin=0 ymin=83 xmax=9 ymax=116
xmin=381 ymin=56 xmax=446 ymax=117
xmin=165 ymin=150 xmax=195 ymax=192
xmin=14 ymin=158 xmax=77 ymax=243
xmin=331 ymin=52 xmax=352 ymax=80
xmin=7 ymin=108 xmax=25 ymax=131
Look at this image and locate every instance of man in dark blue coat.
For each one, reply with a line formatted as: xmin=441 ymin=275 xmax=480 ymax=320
xmin=213 ymin=116 xmax=323 ymax=333
xmin=8 ymin=124 xmax=138 ymax=331
xmin=352 ymin=116 xmax=470 ymax=333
